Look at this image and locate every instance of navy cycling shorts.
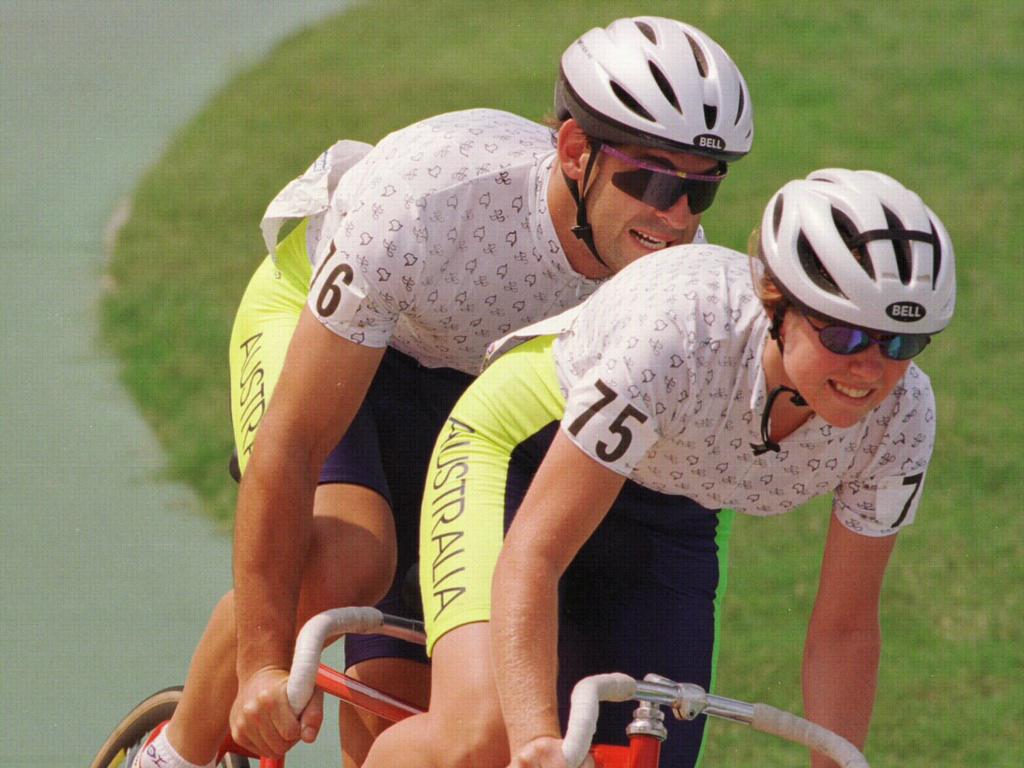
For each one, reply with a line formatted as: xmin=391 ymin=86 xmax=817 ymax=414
xmin=318 ymin=346 xmax=473 ymax=669
xmin=501 ymin=422 xmax=734 ymax=768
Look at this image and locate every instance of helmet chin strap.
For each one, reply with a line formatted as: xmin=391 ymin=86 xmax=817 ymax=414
xmin=751 ymin=306 xmax=808 ymax=456
xmin=563 ymin=140 xmax=610 ymax=269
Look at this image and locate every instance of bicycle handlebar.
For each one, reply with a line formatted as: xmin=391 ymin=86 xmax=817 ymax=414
xmin=562 ymin=673 xmax=870 ymax=768
xmin=562 ymin=673 xmax=639 ymax=765
xmin=289 ymin=610 xmax=868 ymax=767
xmin=749 ymin=703 xmax=868 ymax=767
xmin=286 ymin=607 xmax=426 ymax=713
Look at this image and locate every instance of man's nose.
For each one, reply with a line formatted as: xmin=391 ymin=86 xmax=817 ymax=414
xmin=655 ymin=192 xmax=694 ymax=229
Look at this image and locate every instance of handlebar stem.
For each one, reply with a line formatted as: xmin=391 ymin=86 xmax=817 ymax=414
xmin=638 ymin=674 xmax=755 ymax=724
xmin=624 ymin=700 xmax=668 ymax=741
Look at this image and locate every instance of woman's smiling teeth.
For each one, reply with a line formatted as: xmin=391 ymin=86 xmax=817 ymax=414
xmin=631 ymin=229 xmax=669 ymax=249
xmin=832 ymin=381 xmax=872 ymax=399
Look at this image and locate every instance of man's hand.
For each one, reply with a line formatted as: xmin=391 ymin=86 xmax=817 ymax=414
xmin=229 ymin=666 xmax=323 ymax=759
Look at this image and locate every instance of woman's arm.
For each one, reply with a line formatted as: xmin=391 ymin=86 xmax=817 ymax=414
xmin=492 ymin=429 xmax=626 ymax=766
xmin=803 ymin=512 xmax=897 ymax=767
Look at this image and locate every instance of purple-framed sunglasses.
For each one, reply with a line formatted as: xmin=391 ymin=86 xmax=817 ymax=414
xmin=599 ymin=144 xmax=727 ymax=214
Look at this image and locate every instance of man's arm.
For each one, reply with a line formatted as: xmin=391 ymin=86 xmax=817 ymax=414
xmin=803 ymin=513 xmax=897 ymax=767
xmin=493 ymin=430 xmax=625 ymax=767
xmin=230 ymin=307 xmax=385 ymax=756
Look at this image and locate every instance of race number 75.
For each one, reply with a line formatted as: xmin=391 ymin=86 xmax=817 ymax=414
xmin=567 ymin=379 xmax=653 ymax=464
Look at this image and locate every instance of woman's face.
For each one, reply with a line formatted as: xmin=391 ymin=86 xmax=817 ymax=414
xmin=778 ymin=311 xmax=912 ymax=428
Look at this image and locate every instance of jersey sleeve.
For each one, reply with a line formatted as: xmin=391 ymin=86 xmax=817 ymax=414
xmin=561 ymin=373 xmax=662 ymax=474
xmin=261 ymin=139 xmax=374 ymax=261
xmin=554 ymin=247 xmax=748 ymax=479
xmin=555 ymin=273 xmax=687 ymax=476
xmin=307 ymin=239 xmax=377 ymax=340
xmin=305 ymin=160 xmax=427 ymax=347
xmin=832 ymin=365 xmax=936 ymax=537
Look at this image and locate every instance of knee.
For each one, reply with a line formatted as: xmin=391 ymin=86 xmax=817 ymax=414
xmin=208 ymin=591 xmax=237 ymax=635
xmin=213 ymin=589 xmax=235 ymax=615
xmin=373 ymin=710 xmax=506 ymax=768
xmin=300 ymin=517 xmax=396 ymax=612
xmin=436 ymin=719 xmax=508 ymax=767
xmin=426 ymin=700 xmax=508 ymax=767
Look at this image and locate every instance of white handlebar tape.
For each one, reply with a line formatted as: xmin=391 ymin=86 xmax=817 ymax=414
xmin=751 ymin=703 xmax=870 ymax=768
xmin=562 ymin=673 xmax=638 ymax=768
xmin=286 ymin=607 xmax=384 ymax=713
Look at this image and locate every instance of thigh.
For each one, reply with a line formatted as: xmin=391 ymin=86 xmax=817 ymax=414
xmin=296 ymin=483 xmax=397 ymax=620
xmin=346 ymin=350 xmax=476 ymax=666
xmin=371 ymin=350 xmax=475 ymax=616
xmin=339 ymin=657 xmax=432 ymax=767
xmin=360 ymin=623 xmax=507 ymax=768
xmin=419 ymin=340 xmax=564 ymax=655
xmin=308 ymin=391 xmax=403 ymax=628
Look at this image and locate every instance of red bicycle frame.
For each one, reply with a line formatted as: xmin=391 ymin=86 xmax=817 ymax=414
xmin=217 ymin=605 xmax=667 ymax=768
xmin=216 ymin=608 xmax=867 ymax=768
xmin=239 ymin=662 xmax=663 ymax=768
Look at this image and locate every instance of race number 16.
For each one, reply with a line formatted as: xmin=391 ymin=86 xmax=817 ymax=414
xmin=314 ymin=262 xmax=355 ymax=317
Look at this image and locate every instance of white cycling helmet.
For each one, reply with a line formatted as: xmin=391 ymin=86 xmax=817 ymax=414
xmin=758 ymin=169 xmax=956 ymax=334
xmin=555 ymin=16 xmax=753 ymax=162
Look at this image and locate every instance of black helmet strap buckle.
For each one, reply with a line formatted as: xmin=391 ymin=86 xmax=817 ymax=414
xmin=750 ymin=384 xmax=807 ymax=456
xmin=753 ymin=303 xmax=807 ymax=455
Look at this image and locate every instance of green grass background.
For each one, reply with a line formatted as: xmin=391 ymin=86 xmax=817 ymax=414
xmin=103 ymin=1 xmax=1023 ymax=764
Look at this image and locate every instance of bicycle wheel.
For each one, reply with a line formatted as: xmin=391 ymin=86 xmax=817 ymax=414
xmin=90 ymin=686 xmax=249 ymax=768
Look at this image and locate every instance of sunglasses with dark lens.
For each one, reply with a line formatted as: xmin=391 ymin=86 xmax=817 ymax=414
xmin=600 ymin=144 xmax=726 ymax=214
xmin=804 ymin=313 xmax=931 ymax=360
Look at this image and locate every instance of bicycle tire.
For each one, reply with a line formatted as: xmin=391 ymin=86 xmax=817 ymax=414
xmin=89 ymin=686 xmax=249 ymax=768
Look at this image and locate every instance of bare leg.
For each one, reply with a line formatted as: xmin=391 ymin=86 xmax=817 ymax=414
xmin=163 ymin=484 xmax=396 ymax=765
xmin=339 ymin=658 xmax=431 ymax=767
xmin=362 ymin=623 xmax=507 ymax=768
xmin=163 ymin=593 xmax=238 ymax=762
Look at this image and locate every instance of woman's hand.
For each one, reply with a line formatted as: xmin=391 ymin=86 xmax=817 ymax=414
xmin=508 ymin=736 xmax=595 ymax=768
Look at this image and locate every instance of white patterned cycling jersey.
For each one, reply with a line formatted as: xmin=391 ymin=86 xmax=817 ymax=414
xmin=550 ymin=244 xmax=935 ymax=537
xmin=305 ymin=109 xmax=611 ymax=374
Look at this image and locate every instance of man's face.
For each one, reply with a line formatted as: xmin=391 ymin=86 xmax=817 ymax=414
xmin=584 ymin=144 xmax=722 ymax=274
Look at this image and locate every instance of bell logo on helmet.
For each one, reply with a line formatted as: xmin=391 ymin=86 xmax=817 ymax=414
xmin=694 ymin=134 xmax=725 ymax=151
xmin=886 ymin=301 xmax=926 ymax=321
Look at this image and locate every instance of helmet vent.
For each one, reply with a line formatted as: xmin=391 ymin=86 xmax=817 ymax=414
xmin=882 ymin=205 xmax=913 ymax=285
xmin=929 ymin=220 xmax=942 ymax=289
xmin=684 ymin=33 xmax=709 ymax=77
xmin=635 ymin=20 xmax=658 ymax=44
xmin=735 ymin=85 xmax=745 ymax=126
xmin=610 ymin=81 xmax=655 ymax=122
xmin=797 ymin=231 xmax=844 ymax=297
xmin=831 ymin=208 xmax=875 ymax=280
xmin=648 ymin=62 xmax=681 ymax=112
xmin=704 ymin=104 xmax=718 ymax=128
xmin=772 ymin=194 xmax=784 ymax=236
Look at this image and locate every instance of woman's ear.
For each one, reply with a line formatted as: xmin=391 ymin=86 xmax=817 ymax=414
xmin=556 ymin=119 xmax=591 ymax=181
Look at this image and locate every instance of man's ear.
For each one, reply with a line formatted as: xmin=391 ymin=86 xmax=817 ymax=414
xmin=556 ymin=119 xmax=592 ymax=181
